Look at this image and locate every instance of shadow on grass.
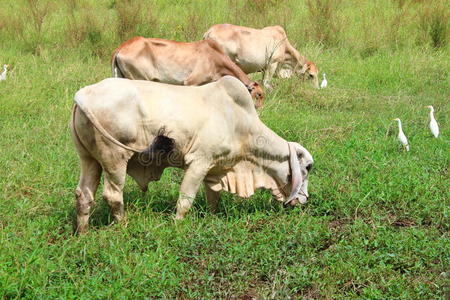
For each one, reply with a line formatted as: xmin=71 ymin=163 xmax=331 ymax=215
xmin=67 ymin=167 xmax=304 ymax=232
xmin=125 ymin=180 xmax=291 ymax=220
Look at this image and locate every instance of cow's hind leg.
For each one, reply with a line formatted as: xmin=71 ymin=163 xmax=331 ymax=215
xmin=103 ymin=163 xmax=127 ymax=224
xmin=263 ymin=62 xmax=278 ymax=90
xmin=75 ymin=156 xmax=102 ymax=234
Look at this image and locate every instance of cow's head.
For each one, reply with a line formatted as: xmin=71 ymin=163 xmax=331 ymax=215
xmin=247 ymin=82 xmax=265 ymax=108
xmin=277 ymin=142 xmax=314 ymax=206
xmin=297 ymin=61 xmax=319 ymax=89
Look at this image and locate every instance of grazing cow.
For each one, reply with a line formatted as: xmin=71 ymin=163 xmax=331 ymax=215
xmin=71 ymin=76 xmax=313 ymax=233
xmin=111 ymin=37 xmax=264 ymax=108
xmin=204 ymin=24 xmax=319 ymax=89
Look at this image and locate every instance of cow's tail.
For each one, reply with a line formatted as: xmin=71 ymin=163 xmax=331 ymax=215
xmin=111 ymin=49 xmax=124 ymax=78
xmin=73 ymin=89 xmax=143 ymax=153
xmin=203 ymin=29 xmax=212 ymax=40
xmin=71 ymin=104 xmax=90 ymax=156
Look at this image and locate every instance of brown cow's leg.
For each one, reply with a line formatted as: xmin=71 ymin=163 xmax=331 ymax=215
xmin=102 ymin=163 xmax=127 ymax=224
xmin=75 ymin=156 xmax=102 ymax=234
xmin=204 ymin=183 xmax=220 ymax=213
xmin=175 ymin=163 xmax=210 ymax=219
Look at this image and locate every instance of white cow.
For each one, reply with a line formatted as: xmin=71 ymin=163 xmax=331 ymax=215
xmin=71 ymin=76 xmax=314 ymax=233
xmin=204 ymin=24 xmax=319 ymax=89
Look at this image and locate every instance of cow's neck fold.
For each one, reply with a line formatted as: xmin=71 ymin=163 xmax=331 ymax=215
xmin=251 ymin=123 xmax=289 ymax=159
xmin=249 ymin=123 xmax=290 ymax=182
xmin=204 ymin=122 xmax=291 ymax=201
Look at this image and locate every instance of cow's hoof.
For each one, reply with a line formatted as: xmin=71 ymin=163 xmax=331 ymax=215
xmin=288 ymin=199 xmax=299 ymax=206
xmin=74 ymin=224 xmax=89 ymax=235
xmin=174 ymin=214 xmax=186 ymax=220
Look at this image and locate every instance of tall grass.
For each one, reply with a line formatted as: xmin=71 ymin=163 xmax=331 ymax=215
xmin=418 ymin=0 xmax=449 ymax=48
xmin=305 ymin=0 xmax=342 ymax=47
xmin=0 ymin=0 xmax=52 ymax=54
xmin=0 ymin=0 xmax=447 ymax=58
xmin=115 ymin=0 xmax=144 ymax=41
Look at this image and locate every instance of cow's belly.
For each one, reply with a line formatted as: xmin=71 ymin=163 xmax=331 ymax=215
xmin=235 ymin=59 xmax=265 ymax=74
xmin=142 ymin=67 xmax=190 ymax=85
xmin=134 ymin=57 xmax=193 ymax=85
xmin=156 ymin=73 xmax=186 ymax=85
xmin=235 ymin=44 xmax=283 ymax=74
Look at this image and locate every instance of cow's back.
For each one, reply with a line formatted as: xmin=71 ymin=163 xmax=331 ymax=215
xmin=205 ymin=24 xmax=287 ymax=73
xmin=113 ymin=38 xmax=212 ymax=84
xmin=74 ymin=78 xmax=256 ymax=157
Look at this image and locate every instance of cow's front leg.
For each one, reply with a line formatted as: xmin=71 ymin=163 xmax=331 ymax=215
xmin=103 ymin=164 xmax=127 ymax=223
xmin=175 ymin=163 xmax=209 ymax=219
xmin=263 ymin=62 xmax=278 ymax=90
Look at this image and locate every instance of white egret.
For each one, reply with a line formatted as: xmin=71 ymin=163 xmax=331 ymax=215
xmin=393 ymin=118 xmax=409 ymax=151
xmin=0 ymin=64 xmax=7 ymax=81
xmin=425 ymin=105 xmax=439 ymax=138
xmin=320 ymin=73 xmax=327 ymax=89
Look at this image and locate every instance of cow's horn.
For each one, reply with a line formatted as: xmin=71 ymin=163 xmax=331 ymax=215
xmin=299 ymin=63 xmax=308 ymax=75
xmin=285 ymin=142 xmax=303 ymax=205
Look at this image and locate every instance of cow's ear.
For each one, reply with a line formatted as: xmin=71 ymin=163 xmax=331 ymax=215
xmin=247 ymin=83 xmax=256 ymax=92
xmin=299 ymin=63 xmax=308 ymax=74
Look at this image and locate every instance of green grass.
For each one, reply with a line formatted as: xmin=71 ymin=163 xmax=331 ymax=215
xmin=0 ymin=0 xmax=449 ymax=298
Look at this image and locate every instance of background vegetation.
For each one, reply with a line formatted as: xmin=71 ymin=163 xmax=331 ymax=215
xmin=0 ymin=0 xmax=448 ymax=298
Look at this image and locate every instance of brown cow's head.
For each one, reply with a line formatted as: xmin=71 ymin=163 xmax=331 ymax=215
xmin=247 ymin=82 xmax=265 ymax=109
xmin=298 ymin=61 xmax=319 ymax=89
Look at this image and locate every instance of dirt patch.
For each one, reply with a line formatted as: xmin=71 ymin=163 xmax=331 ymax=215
xmin=388 ymin=214 xmax=415 ymax=227
xmin=235 ymin=292 xmax=260 ymax=300
xmin=328 ymin=219 xmax=346 ymax=230
xmin=295 ymin=286 xmax=321 ymax=299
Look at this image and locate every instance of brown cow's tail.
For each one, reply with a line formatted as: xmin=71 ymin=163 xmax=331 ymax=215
xmin=111 ymin=49 xmax=124 ymax=78
xmin=203 ymin=29 xmax=212 ymax=40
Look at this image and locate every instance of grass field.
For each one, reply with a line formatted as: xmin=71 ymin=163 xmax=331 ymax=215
xmin=0 ymin=0 xmax=449 ymax=298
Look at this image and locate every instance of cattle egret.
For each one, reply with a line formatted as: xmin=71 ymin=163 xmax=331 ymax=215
xmin=320 ymin=73 xmax=327 ymax=89
xmin=425 ymin=106 xmax=439 ymax=138
xmin=0 ymin=64 xmax=7 ymax=81
xmin=393 ymin=118 xmax=409 ymax=151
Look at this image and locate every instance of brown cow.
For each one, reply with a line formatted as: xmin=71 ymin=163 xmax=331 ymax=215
xmin=111 ymin=37 xmax=264 ymax=108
